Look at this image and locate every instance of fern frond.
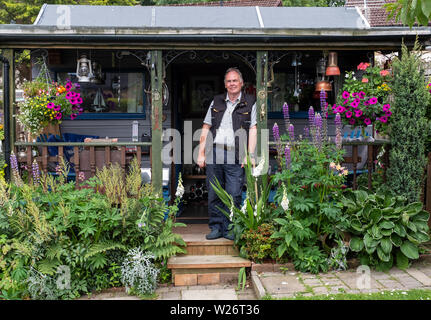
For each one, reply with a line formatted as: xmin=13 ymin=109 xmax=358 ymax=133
xmin=85 ymin=241 xmax=126 ymax=259
xmin=37 ymin=258 xmax=60 ymax=276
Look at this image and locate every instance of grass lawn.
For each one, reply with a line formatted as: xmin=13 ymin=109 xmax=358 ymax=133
xmin=262 ymin=289 xmax=431 ymax=300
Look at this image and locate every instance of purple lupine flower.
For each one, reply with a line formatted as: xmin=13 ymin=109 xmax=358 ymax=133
xmin=308 ymin=106 xmax=315 ymax=128
xmin=288 ymin=124 xmax=295 ymax=141
xmin=284 ymin=145 xmax=291 ymax=169
xmin=10 ymin=152 xmax=18 ymax=172
xmin=313 ymin=113 xmax=323 ymax=150
xmin=304 ymin=127 xmax=309 ymax=139
xmin=272 ymin=123 xmax=280 ymax=142
xmin=335 ymin=113 xmax=342 ymax=149
xmin=32 ymin=160 xmax=40 ymax=185
xmin=282 ymin=102 xmax=290 ymax=132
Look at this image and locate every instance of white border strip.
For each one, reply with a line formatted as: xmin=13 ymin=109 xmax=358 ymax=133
xmin=355 ymin=5 xmax=371 ymax=29
xmin=255 ymin=6 xmax=264 ymax=28
xmin=34 ymin=3 xmax=47 ymax=25
xmin=151 ymin=7 xmax=156 ymax=27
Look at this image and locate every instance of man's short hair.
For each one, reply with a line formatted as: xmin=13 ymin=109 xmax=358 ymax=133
xmin=224 ymin=67 xmax=243 ymax=83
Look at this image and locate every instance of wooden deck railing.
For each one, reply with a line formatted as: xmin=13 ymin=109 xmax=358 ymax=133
xmin=14 ymin=141 xmax=152 ymax=188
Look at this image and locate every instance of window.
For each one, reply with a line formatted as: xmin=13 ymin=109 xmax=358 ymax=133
xmin=56 ymin=72 xmax=146 ymax=118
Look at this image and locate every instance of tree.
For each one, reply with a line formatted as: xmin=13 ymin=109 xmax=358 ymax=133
xmin=384 ymin=0 xmax=431 ymax=28
xmin=385 ymin=40 xmax=430 ymax=203
xmin=0 ymin=0 xmax=139 ymax=25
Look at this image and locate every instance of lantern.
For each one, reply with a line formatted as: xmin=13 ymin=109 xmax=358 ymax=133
xmin=326 ymin=52 xmax=340 ymax=76
xmin=76 ymin=54 xmax=93 ymax=82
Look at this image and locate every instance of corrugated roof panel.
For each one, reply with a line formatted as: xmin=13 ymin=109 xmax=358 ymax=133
xmin=259 ymin=7 xmax=367 ymax=29
xmin=35 ymin=4 xmax=365 ymax=29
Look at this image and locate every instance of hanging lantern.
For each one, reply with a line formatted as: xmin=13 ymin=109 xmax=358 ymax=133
xmin=90 ymin=61 xmax=104 ymax=84
xmin=315 ymin=80 xmax=332 ymax=92
xmin=76 ymin=54 xmax=93 ymax=82
xmin=326 ymin=52 xmax=340 ymax=76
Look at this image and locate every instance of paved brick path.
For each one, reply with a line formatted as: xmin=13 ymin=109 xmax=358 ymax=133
xmin=252 ymin=255 xmax=431 ymax=299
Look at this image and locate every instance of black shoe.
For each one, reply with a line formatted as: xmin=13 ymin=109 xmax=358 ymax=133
xmin=206 ymin=229 xmax=222 ymax=240
xmin=223 ymin=231 xmax=234 ymax=241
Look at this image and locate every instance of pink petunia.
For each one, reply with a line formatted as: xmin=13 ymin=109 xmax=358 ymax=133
xmin=70 ymin=113 xmax=77 ymax=120
xmin=368 ymin=97 xmax=378 ymax=105
xmin=385 ymin=110 xmax=392 ymax=117
xmin=55 ymin=113 xmax=62 ymax=120
xmin=345 ymin=111 xmax=353 ymax=118
xmin=65 ymin=82 xmax=72 ymax=91
xmin=76 ymin=97 xmax=83 ymax=104
xmin=343 ymin=99 xmax=349 ymax=105
xmin=364 ymin=118 xmax=372 ymax=125
xmin=352 ymin=92 xmax=358 ymax=97
xmin=383 ymin=104 xmax=391 ymax=111
xmin=342 ymin=91 xmax=350 ymax=99
xmin=349 ymin=118 xmax=355 ymax=125
xmin=358 ymin=91 xmax=366 ymax=99
xmin=336 ymin=106 xmax=345 ymax=113
xmin=70 ymin=98 xmax=78 ymax=105
xmin=53 ymin=105 xmax=61 ymax=111
xmin=355 ymin=109 xmax=363 ymax=117
xmin=65 ymin=92 xmax=73 ymax=100
xmin=379 ymin=116 xmax=388 ymax=123
xmin=46 ymin=102 xmax=55 ymax=109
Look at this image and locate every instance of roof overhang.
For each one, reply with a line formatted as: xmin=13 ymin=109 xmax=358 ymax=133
xmin=0 ymin=25 xmax=429 ymax=50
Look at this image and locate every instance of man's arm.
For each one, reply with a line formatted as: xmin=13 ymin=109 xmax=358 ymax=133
xmin=197 ymin=123 xmax=211 ymax=168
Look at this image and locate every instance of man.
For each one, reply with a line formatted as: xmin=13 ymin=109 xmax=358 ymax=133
xmin=197 ymin=67 xmax=257 ymax=240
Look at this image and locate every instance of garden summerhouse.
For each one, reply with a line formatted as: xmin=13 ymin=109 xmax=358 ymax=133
xmin=0 ymin=4 xmax=430 ymax=221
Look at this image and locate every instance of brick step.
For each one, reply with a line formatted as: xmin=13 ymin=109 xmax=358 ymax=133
xmin=167 ymin=255 xmax=251 ymax=286
xmin=180 ymin=233 xmax=238 ymax=256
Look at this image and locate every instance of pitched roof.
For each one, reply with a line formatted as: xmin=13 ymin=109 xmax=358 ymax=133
xmin=345 ymin=0 xmax=403 ymax=27
xmin=169 ymin=0 xmax=282 ymax=6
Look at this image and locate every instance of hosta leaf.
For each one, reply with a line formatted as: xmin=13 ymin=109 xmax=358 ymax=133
xmin=350 ymin=218 xmax=363 ymax=232
xmin=407 ymin=221 xmax=417 ymax=233
xmin=396 ymin=250 xmax=410 ymax=270
xmin=377 ymin=246 xmax=391 ymax=262
xmin=380 ymin=221 xmax=395 ymax=229
xmin=380 ymin=237 xmax=393 ymax=254
xmin=400 ymin=241 xmax=419 ymax=260
xmin=404 ymin=202 xmax=423 ymax=216
xmin=370 ymin=209 xmax=383 ymax=224
xmin=364 ymin=233 xmax=379 ymax=248
xmin=381 ymin=229 xmax=393 ymax=237
xmin=422 ymin=0 xmax=431 ymax=16
xmin=394 ymin=224 xmax=407 ymax=237
xmin=413 ymin=211 xmax=430 ymax=222
xmin=349 ymin=237 xmax=364 ymax=252
xmin=391 ymin=234 xmax=403 ymax=247
xmin=371 ymin=225 xmax=382 ymax=240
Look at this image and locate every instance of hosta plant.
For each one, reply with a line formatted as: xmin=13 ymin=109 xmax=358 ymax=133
xmin=341 ymin=190 xmax=430 ymax=271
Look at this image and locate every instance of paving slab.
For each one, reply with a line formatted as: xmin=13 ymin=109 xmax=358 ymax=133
xmin=404 ymin=268 xmax=431 ymax=286
xmin=258 ymin=274 xmax=306 ymax=295
xmin=181 ymin=289 xmax=238 ymax=300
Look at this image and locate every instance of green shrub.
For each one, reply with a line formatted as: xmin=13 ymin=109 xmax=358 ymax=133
xmin=386 ymin=40 xmax=430 ymax=203
xmin=241 ymin=223 xmax=277 ymax=263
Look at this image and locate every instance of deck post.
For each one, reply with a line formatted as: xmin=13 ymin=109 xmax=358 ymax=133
xmin=150 ymin=50 xmax=163 ymax=195
xmin=256 ymin=51 xmax=269 ymax=171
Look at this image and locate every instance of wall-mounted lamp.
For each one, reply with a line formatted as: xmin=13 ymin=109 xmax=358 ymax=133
xmin=76 ymin=54 xmax=93 ymax=82
xmin=326 ymin=51 xmax=340 ymax=76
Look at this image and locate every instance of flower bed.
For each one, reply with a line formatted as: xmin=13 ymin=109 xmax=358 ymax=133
xmin=0 ymin=157 xmax=186 ymax=300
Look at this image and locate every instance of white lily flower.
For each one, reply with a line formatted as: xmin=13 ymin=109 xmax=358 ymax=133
xmin=241 ymin=199 xmax=247 ymax=214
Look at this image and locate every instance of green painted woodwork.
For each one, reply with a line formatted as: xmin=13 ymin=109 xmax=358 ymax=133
xmin=256 ymin=51 xmax=269 ymax=171
xmin=150 ymin=50 xmax=163 ymax=195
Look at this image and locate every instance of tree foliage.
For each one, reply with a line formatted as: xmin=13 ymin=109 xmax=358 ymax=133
xmin=384 ymin=0 xmax=431 ymax=28
xmin=386 ymin=40 xmax=430 ymax=203
xmin=0 ymin=0 xmax=139 ymax=24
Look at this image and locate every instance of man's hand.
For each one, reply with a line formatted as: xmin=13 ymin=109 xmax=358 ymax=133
xmin=197 ymin=153 xmax=206 ymax=168
xmin=241 ymin=155 xmax=256 ymax=168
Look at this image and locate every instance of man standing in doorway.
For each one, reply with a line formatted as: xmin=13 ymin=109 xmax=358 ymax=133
xmin=197 ymin=67 xmax=257 ymax=240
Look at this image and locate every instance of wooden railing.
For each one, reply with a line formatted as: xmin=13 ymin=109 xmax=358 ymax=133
xmin=14 ymin=141 xmax=152 ymax=188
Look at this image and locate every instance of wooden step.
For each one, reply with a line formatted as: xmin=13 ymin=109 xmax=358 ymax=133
xmin=180 ymin=233 xmax=238 ymax=255
xmin=168 ymin=255 xmax=251 ymax=286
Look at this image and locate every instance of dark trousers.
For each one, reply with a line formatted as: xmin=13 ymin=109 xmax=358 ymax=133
xmin=206 ymin=146 xmax=244 ymax=234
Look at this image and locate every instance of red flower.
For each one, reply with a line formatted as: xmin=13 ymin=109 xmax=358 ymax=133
xmin=380 ymin=70 xmax=390 ymax=77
